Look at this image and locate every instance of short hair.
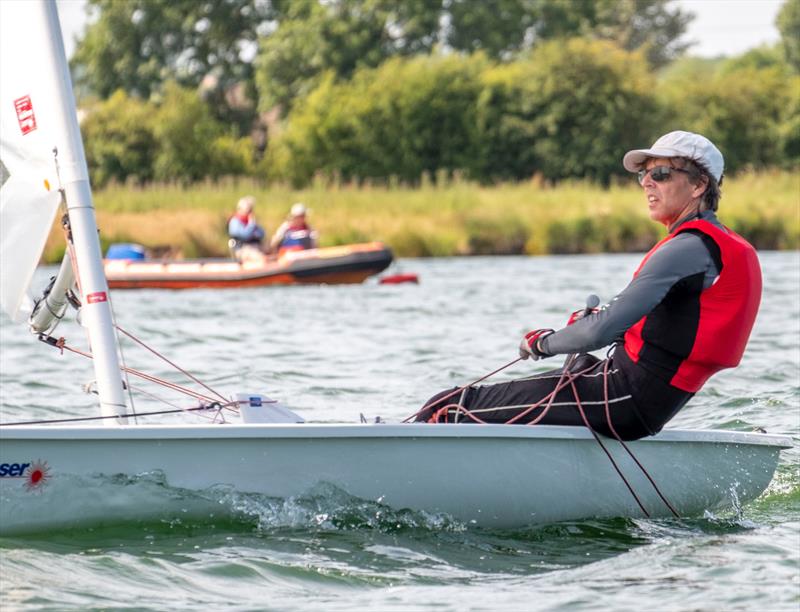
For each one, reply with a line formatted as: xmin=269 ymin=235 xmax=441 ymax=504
xmin=670 ymin=157 xmax=722 ymax=212
xmin=237 ymin=195 xmax=256 ymax=212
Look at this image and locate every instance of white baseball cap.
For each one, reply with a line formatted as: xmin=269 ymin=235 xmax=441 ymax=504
xmin=237 ymin=195 xmax=255 ymax=212
xmin=623 ymin=131 xmax=724 ymax=181
xmin=290 ymin=202 xmax=307 ymax=217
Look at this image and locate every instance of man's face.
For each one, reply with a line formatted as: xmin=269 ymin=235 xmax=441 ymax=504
xmin=640 ymin=157 xmax=705 ymax=227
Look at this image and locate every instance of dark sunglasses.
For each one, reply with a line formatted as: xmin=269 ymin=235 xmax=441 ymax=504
xmin=637 ymin=166 xmax=690 ymax=185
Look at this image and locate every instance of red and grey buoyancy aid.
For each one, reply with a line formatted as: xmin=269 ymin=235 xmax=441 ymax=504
xmin=623 ymin=219 xmax=762 ymax=392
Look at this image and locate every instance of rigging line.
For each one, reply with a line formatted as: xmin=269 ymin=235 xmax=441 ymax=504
xmin=108 ymin=300 xmax=139 ymax=424
xmin=509 ymin=361 xmax=597 ymax=425
xmin=410 ymin=337 xmax=668 ymax=517
xmin=601 ymin=359 xmax=680 ymax=518
xmin=57 ymin=199 xmax=129 ymax=412
xmin=566 ymin=375 xmax=652 ymax=518
xmin=0 ymin=402 xmax=237 ymax=427
xmin=429 ymin=361 xmax=598 ymax=424
xmin=403 ymin=357 xmax=523 ymax=423
xmin=114 ymin=324 xmax=228 ymax=403
xmin=453 ymin=387 xmax=469 ymax=423
xmin=435 ymin=363 xmax=597 ymax=424
xmin=431 ymin=402 xmax=487 ymax=424
xmin=42 ymin=336 xmax=222 ymax=404
xmin=123 ymin=382 xmax=219 ymax=422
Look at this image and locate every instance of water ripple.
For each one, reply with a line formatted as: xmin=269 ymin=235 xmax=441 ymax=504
xmin=1 ymin=253 xmax=798 ymax=610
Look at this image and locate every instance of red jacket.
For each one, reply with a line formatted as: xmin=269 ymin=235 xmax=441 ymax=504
xmin=624 ymin=219 xmax=762 ymax=392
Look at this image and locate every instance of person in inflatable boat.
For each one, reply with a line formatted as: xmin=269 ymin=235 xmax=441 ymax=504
xmin=270 ymin=202 xmax=319 ymax=255
xmin=417 ymin=131 xmax=762 ymax=440
xmin=228 ymin=195 xmax=267 ymax=263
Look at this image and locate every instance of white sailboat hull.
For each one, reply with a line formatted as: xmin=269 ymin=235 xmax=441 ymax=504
xmin=0 ymin=424 xmax=790 ymax=533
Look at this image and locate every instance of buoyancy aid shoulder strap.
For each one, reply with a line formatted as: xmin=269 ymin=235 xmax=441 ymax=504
xmin=675 ymin=228 xmax=723 ymax=272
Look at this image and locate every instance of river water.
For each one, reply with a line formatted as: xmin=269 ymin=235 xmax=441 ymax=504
xmin=1 ymin=253 xmax=798 ymax=611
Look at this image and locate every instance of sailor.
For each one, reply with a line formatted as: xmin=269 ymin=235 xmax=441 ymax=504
xmin=270 ymin=202 xmax=318 ymax=254
xmin=228 ymin=195 xmax=267 ymax=263
xmin=417 ymin=131 xmax=762 ymax=440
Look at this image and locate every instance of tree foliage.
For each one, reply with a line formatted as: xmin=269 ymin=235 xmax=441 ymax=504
xmin=271 ymin=41 xmax=660 ymax=185
xmin=72 ymin=1 xmax=797 ymax=187
xmin=777 ymin=0 xmax=800 ymax=72
xmin=74 ymin=0 xmax=692 ymax=123
xmin=270 ymin=54 xmax=486 ymax=184
xmin=445 ymin=0 xmax=539 ymax=58
xmin=254 ymin=0 xmax=690 ymax=116
xmin=447 ymin=0 xmax=691 ymax=67
xmin=657 ymin=58 xmax=800 ymax=172
xmin=255 ymin=0 xmax=441 ymax=115
xmin=72 ymin=0 xmax=274 ymax=126
xmin=81 ymin=90 xmax=157 ymax=186
xmin=81 ymin=85 xmax=253 ymax=187
xmin=476 ymin=39 xmax=660 ymax=183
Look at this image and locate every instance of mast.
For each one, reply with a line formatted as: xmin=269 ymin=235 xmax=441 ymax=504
xmin=38 ymin=1 xmax=128 ymax=422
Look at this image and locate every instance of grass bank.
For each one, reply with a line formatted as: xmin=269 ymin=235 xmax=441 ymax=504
xmin=43 ymin=170 xmax=799 ymax=262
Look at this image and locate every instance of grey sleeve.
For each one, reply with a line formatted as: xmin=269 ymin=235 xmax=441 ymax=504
xmin=539 ymin=233 xmax=720 ymax=356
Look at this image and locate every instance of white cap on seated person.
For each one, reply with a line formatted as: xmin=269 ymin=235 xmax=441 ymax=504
xmin=623 ymin=131 xmax=724 ymax=182
xmin=237 ymin=195 xmax=256 ymax=214
xmin=290 ymin=202 xmax=307 ymax=217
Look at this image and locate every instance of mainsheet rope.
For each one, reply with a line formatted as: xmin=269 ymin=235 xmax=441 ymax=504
xmin=405 ymin=352 xmax=679 ymax=519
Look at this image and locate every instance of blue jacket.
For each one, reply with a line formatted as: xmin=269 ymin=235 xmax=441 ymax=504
xmin=228 ymin=215 xmax=265 ymax=244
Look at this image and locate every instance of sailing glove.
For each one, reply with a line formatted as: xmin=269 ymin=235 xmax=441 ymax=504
xmin=519 ymin=328 xmax=555 ymax=360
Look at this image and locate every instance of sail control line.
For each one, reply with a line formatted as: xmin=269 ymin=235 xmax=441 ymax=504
xmin=405 ymin=296 xmax=680 ymax=520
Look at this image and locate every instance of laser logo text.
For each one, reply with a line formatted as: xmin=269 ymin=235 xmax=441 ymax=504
xmin=0 ymin=461 xmax=50 ymax=490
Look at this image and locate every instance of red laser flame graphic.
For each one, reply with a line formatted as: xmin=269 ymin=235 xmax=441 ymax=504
xmin=24 ymin=460 xmax=50 ymax=491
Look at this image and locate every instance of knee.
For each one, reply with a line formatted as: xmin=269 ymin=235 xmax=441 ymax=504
xmin=415 ymin=387 xmax=460 ymax=422
xmin=569 ymin=353 xmax=601 ymax=372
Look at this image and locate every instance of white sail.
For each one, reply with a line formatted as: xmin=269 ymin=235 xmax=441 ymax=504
xmin=0 ymin=0 xmax=128 ymax=421
xmin=0 ymin=1 xmax=64 ymax=322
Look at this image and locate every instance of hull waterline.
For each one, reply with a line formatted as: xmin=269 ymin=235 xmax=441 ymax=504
xmin=0 ymin=424 xmax=790 ymax=534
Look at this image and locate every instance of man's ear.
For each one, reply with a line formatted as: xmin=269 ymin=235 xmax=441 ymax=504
xmin=691 ymin=175 xmax=709 ymax=199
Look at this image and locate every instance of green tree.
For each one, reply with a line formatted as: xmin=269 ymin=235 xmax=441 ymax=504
xmin=255 ymin=0 xmax=441 ymax=115
xmin=779 ymin=79 xmax=800 ymax=165
xmin=777 ymin=0 xmax=800 ymax=72
xmin=447 ymin=0 xmax=691 ymax=67
xmin=445 ymin=0 xmax=539 ymax=58
xmin=72 ymin=0 xmax=274 ymax=127
xmin=658 ymin=63 xmax=798 ymax=172
xmin=151 ymin=83 xmax=252 ymax=182
xmin=81 ymin=90 xmax=157 ymax=187
xmin=271 ymin=41 xmax=660 ymax=186
xmin=718 ymin=45 xmax=786 ymax=74
xmin=271 ymin=54 xmax=485 ymax=185
xmin=476 ymin=39 xmax=660 ymax=183
xmin=584 ymin=0 xmax=692 ymax=68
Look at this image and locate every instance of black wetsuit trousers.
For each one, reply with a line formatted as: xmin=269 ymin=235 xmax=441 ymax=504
xmin=415 ymin=351 xmax=693 ymax=441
